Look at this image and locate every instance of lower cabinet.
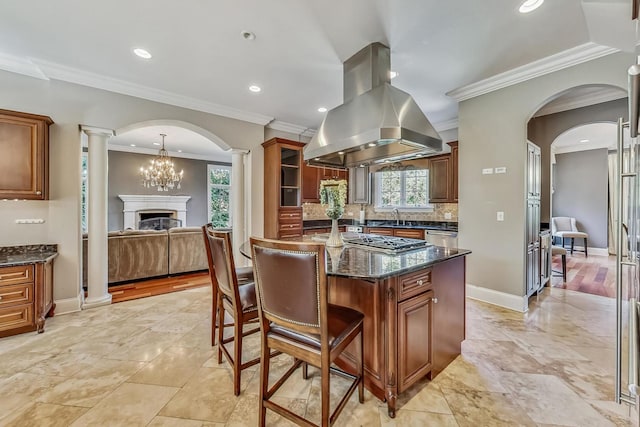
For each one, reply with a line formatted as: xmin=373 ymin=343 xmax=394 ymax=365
xmin=365 ymin=227 xmax=424 ymax=239
xmin=398 ymin=290 xmax=433 ymax=392
xmin=0 ymin=261 xmax=54 ymax=338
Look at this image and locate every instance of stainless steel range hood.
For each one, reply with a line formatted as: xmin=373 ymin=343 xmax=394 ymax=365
xmin=304 ymin=42 xmax=442 ymax=168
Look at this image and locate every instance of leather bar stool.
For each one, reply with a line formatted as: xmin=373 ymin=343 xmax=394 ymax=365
xmin=250 ymin=237 xmax=364 ymax=427
xmin=202 ymin=224 xmax=253 ymax=346
xmin=202 ymin=225 xmax=261 ymax=396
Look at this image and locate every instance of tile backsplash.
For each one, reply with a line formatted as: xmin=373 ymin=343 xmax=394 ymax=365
xmin=302 ymin=203 xmax=458 ymax=222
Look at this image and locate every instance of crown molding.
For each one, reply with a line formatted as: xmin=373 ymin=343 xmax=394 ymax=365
xmin=534 ymin=87 xmax=626 ymax=117
xmin=447 ymin=42 xmax=620 ymax=102
xmin=0 ymin=53 xmax=274 ymax=126
xmin=0 ymin=52 xmax=48 ymax=80
xmin=107 ymin=143 xmax=232 ymax=162
xmin=267 ymin=120 xmax=317 ymax=138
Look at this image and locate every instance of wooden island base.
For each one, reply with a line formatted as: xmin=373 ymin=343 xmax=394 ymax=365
xmin=328 ymin=255 xmax=466 ymax=417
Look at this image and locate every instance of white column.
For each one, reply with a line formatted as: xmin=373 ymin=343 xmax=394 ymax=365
xmin=81 ymin=126 xmax=114 ymax=309
xmin=231 ymin=150 xmax=248 ymax=266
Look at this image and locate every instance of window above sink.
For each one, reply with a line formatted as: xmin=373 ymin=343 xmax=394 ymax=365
xmin=374 ymin=168 xmax=434 ymax=212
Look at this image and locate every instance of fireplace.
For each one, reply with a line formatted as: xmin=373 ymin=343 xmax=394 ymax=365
xmin=119 ymin=195 xmax=191 ymax=229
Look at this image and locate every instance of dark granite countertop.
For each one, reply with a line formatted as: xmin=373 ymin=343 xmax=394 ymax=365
xmin=240 ymin=239 xmax=469 ymax=280
xmin=325 ymin=245 xmax=469 ymax=279
xmin=0 ymin=244 xmax=58 ymax=267
xmin=303 ymin=219 xmax=457 ymax=231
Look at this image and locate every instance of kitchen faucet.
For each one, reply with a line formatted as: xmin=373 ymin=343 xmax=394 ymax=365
xmin=392 ymin=208 xmax=400 ymax=226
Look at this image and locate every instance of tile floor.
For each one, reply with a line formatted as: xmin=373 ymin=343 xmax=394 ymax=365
xmin=0 ymin=285 xmax=637 ymax=426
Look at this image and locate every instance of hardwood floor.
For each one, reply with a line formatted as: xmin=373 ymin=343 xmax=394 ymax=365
xmin=108 ymin=271 xmax=211 ymax=303
xmin=551 ymin=252 xmax=616 ymax=298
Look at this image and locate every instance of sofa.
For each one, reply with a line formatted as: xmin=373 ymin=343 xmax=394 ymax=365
xmin=82 ymin=226 xmax=208 ymax=286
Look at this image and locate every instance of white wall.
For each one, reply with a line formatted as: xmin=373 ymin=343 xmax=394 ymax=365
xmin=458 ymin=52 xmax=631 ymax=310
xmin=0 ymin=70 xmax=263 ymax=311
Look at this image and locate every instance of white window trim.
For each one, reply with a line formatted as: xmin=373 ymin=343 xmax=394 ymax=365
xmin=373 ymin=169 xmax=434 ymax=212
xmin=207 ymin=164 xmax=232 ymax=227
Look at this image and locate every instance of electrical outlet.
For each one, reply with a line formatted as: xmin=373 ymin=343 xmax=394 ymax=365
xmin=347 ymin=211 xmax=354 ymax=216
xmin=444 ymin=212 xmax=452 ymax=220
xmin=482 ymin=168 xmax=493 ymax=175
xmin=496 ymin=212 xmax=504 ymax=221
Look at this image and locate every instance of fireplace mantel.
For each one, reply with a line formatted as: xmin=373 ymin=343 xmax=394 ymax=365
xmin=119 ymin=195 xmax=191 ymax=229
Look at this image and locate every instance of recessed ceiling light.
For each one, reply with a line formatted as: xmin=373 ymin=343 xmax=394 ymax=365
xmin=389 ymin=71 xmax=399 ymax=79
xmin=178 ymin=149 xmax=182 ymax=153
xmin=249 ymin=85 xmax=261 ymax=93
xmin=338 ymin=151 xmax=345 ymax=155
xmin=133 ymin=48 xmax=152 ymax=59
xmin=153 ymin=142 xmax=161 ymax=146
xmin=519 ymin=0 xmax=544 ymax=13
xmin=130 ymin=144 xmax=136 ymax=147
xmin=359 ymin=164 xmax=366 ymax=168
xmin=318 ymin=107 xmax=328 ymax=113
xmin=368 ymin=142 xmax=377 ymax=147
xmin=580 ymin=139 xmax=589 ymax=142
xmin=241 ymin=31 xmax=256 ymax=40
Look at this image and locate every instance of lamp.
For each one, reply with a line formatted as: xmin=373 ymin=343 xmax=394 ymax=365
xmin=140 ymin=133 xmax=184 ymax=191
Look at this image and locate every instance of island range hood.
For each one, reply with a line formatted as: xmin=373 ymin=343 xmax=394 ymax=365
xmin=304 ymin=42 xmax=442 ymax=168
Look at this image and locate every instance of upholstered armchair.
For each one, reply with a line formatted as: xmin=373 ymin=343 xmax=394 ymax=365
xmin=551 ymin=216 xmax=588 ymax=256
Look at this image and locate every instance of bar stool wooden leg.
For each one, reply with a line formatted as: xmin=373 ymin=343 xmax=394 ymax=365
xmin=258 ymin=339 xmax=269 ymax=427
xmin=321 ymin=359 xmax=330 ymax=426
xmin=233 ymin=317 xmax=243 ymax=396
xmin=217 ymin=295 xmax=224 ymax=364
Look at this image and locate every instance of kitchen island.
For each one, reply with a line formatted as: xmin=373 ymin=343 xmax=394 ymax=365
xmin=241 ymin=239 xmax=469 ymax=417
xmin=324 ymin=243 xmax=469 ymax=417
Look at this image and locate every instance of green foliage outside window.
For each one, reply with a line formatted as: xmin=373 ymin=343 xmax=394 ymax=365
xmin=377 ymin=169 xmax=429 ymax=208
xmin=209 ymin=167 xmax=231 ymax=228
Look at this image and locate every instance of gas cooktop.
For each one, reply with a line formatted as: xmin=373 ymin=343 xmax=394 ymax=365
xmin=343 ymin=233 xmax=430 ymax=254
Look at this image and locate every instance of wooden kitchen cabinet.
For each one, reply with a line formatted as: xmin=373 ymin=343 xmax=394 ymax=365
xmin=428 ymin=141 xmax=458 ymax=204
xmin=393 ymin=228 xmax=424 ymax=239
xmin=449 ymin=141 xmax=458 ymax=202
xmin=0 ymin=109 xmax=53 ymax=200
xmin=365 ymin=227 xmax=424 ymax=239
xmin=0 ymin=260 xmax=55 ymax=338
xmin=430 ymin=256 xmax=465 ymax=377
xmin=398 ymin=290 xmax=433 ymax=392
xmin=263 ymin=138 xmax=305 ymax=239
xmin=301 ymin=162 xmax=349 ymax=204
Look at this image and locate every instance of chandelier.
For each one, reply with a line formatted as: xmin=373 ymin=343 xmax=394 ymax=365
xmin=140 ymin=134 xmax=184 ymax=191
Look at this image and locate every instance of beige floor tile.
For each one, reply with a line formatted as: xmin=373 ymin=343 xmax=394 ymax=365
xmin=587 ymin=399 xmax=638 ymax=427
xmin=497 ymin=371 xmax=613 ymax=426
xmin=440 ymin=387 xmax=537 ymax=427
xmin=128 ymin=346 xmax=214 ymax=387
xmin=147 ymin=415 xmax=211 ymax=426
xmin=38 ymin=359 xmax=145 ymax=407
xmin=379 ymin=409 xmax=459 ymax=427
xmin=0 ymin=372 xmax=67 ymax=399
xmin=396 ymin=379 xmax=452 ymax=415
xmin=70 ymin=382 xmax=178 ymax=426
xmin=159 ymin=367 xmax=245 ymax=423
xmin=24 ymin=352 xmax=103 ymax=377
xmin=0 ymin=393 xmax=36 ymax=425
xmin=3 ymin=402 xmax=87 ymax=427
xmin=430 ymin=356 xmax=507 ymax=393
xmin=105 ymin=330 xmax=186 ymax=362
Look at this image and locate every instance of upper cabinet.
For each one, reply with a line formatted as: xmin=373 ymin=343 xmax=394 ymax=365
xmin=263 ymin=138 xmax=305 ymax=239
xmin=348 ymin=166 xmax=371 ymax=204
xmin=428 ymin=141 xmax=458 ymax=204
xmin=301 ymin=162 xmax=349 ymax=204
xmin=526 ymin=141 xmax=541 ymax=199
xmin=0 ymin=109 xmax=53 ymax=200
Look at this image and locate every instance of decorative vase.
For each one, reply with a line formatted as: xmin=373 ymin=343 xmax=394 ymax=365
xmin=325 ymin=218 xmax=344 ymax=247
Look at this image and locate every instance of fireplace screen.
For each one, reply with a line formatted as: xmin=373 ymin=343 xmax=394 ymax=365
xmin=138 ymin=217 xmax=182 ymax=230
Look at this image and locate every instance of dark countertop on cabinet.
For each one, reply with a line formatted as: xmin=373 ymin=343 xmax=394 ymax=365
xmin=241 ymin=239 xmax=470 ymax=280
xmin=303 ymin=219 xmax=458 ymax=231
xmin=0 ymin=244 xmax=58 ymax=267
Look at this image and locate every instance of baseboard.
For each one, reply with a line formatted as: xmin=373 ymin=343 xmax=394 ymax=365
xmin=466 ymin=284 xmax=527 ymax=313
xmin=555 ymin=245 xmax=609 ymax=257
xmin=54 ymin=293 xmax=83 ymax=315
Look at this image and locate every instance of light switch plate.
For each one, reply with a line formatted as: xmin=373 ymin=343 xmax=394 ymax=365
xmin=15 ymin=218 xmax=45 ymax=224
xmin=497 ymin=212 xmax=504 ymax=221
xmin=495 ymin=167 xmax=507 ymax=174
xmin=482 ymin=168 xmax=493 ymax=175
